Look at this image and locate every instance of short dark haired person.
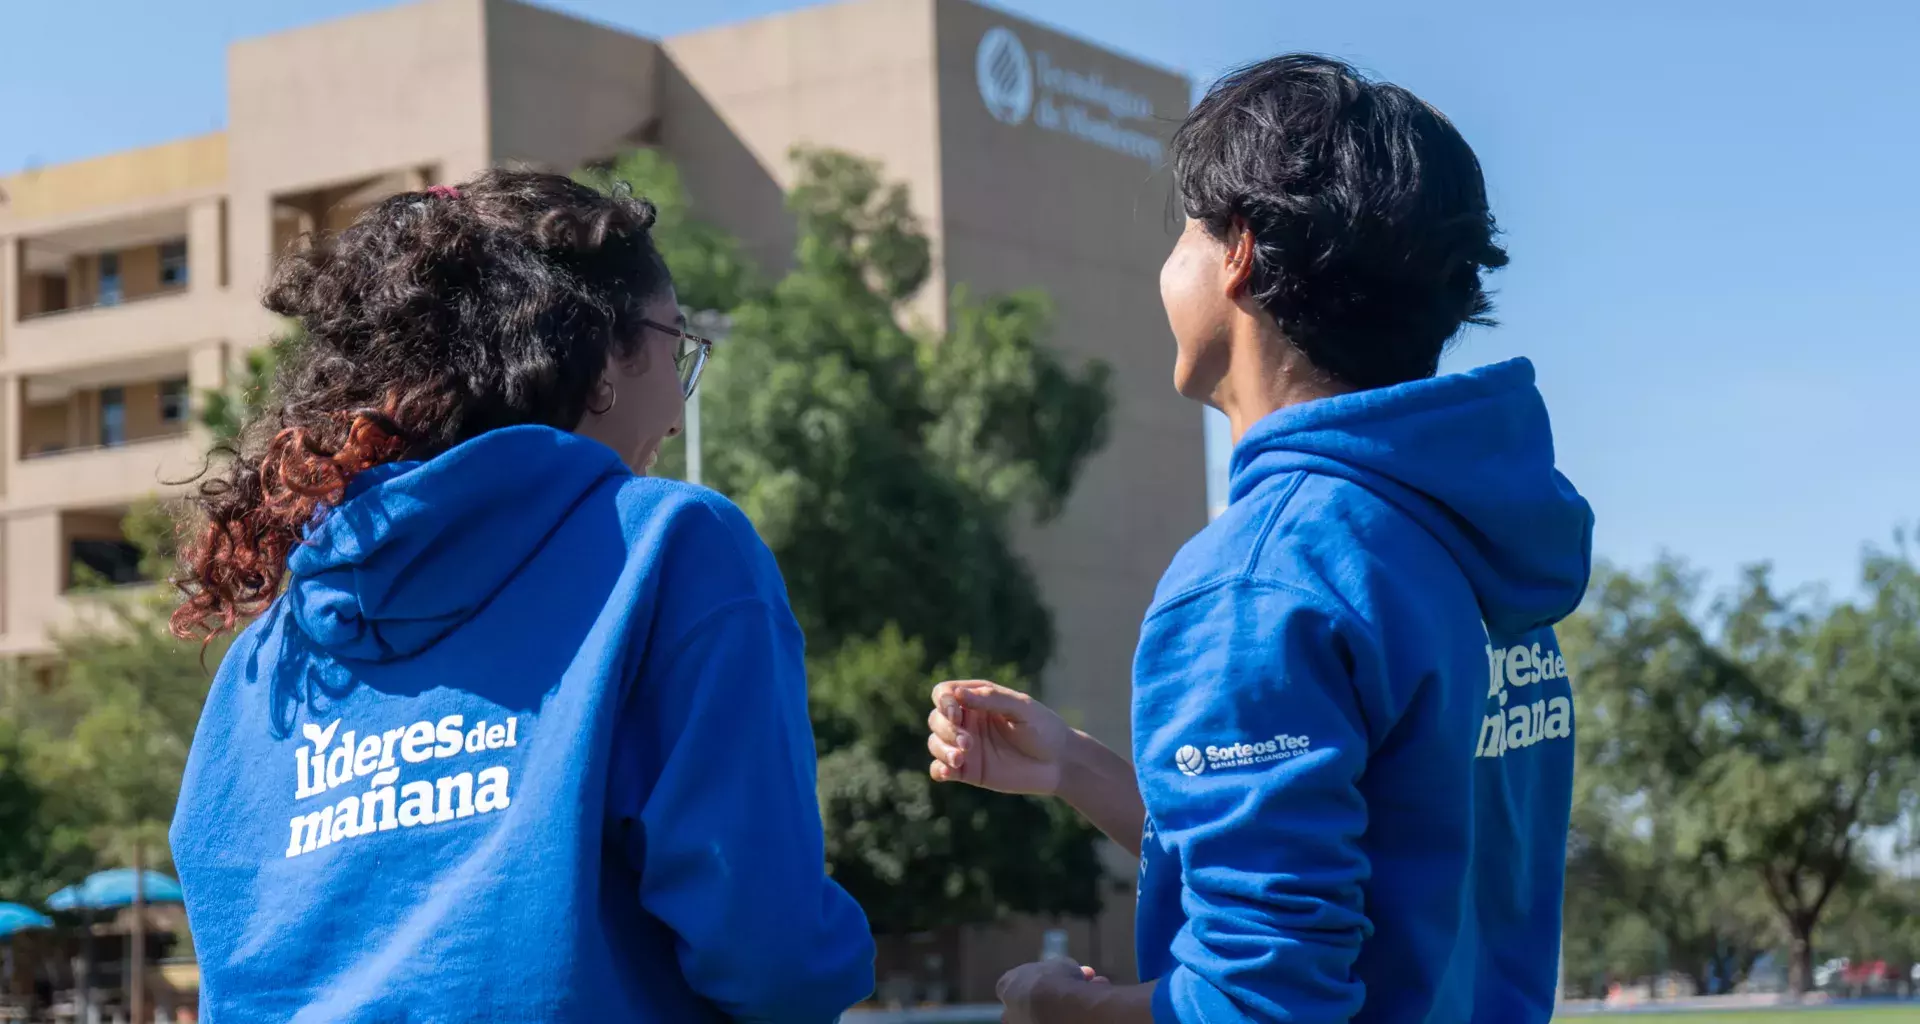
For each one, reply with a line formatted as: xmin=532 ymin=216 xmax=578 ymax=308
xmin=927 ymin=55 xmax=1592 ymax=1022
xmin=168 ymin=171 xmax=874 ymax=1021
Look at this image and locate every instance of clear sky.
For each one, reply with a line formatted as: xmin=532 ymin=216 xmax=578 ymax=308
xmin=3 ymin=0 xmax=1914 ymax=599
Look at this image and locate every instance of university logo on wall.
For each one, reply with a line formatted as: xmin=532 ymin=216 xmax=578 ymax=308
xmin=971 ymin=24 xmax=1165 ymax=166
xmin=976 ymin=26 xmax=1034 ymax=125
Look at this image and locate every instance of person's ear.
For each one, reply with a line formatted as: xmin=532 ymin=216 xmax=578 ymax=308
xmin=1224 ymin=218 xmax=1256 ymax=299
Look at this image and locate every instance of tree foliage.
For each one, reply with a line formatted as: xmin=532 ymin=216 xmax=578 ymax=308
xmin=1821 ymin=875 xmax=1920 ymax=989
xmin=574 ymin=148 xmax=760 ymax=316
xmin=0 ymin=719 xmax=62 ymax=904
xmin=590 ymin=146 xmax=1114 ymax=932
xmin=1561 ymin=790 xmax=1777 ymax=996
xmin=1562 ymin=548 xmax=1920 ymax=994
xmin=200 ymin=330 xmax=296 ymax=446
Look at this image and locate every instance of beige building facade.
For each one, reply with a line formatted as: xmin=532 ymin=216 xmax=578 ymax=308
xmin=0 ymin=0 xmax=1202 ymax=997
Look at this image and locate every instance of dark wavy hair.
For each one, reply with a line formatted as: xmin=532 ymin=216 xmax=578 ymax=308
xmin=171 ymin=169 xmax=671 ymax=642
xmin=1172 ymin=54 xmax=1509 ymax=389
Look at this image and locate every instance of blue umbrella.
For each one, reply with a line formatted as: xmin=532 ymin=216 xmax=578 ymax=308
xmin=0 ymin=903 xmax=53 ymax=938
xmin=46 ymin=869 xmax=183 ymax=912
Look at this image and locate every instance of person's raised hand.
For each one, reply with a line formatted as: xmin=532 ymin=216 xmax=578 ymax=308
xmin=995 ymin=958 xmax=1108 ymax=1024
xmin=927 ymin=680 xmax=1073 ymax=797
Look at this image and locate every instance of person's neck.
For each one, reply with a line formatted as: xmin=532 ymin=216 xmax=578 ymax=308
xmin=1215 ymin=329 xmax=1353 ymax=444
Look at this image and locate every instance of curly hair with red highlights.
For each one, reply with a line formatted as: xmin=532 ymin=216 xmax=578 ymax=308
xmin=171 ymin=169 xmax=672 ymax=642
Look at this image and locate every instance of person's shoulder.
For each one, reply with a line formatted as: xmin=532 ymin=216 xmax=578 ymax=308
xmin=611 ymin=473 xmax=724 ymax=509
xmin=1158 ymin=470 xmax=1376 ymax=595
xmin=1151 ymin=472 xmax=1347 ymax=623
xmin=1261 ymin=473 xmax=1457 ymax=572
xmin=1158 ymin=470 xmax=1465 ymax=632
xmin=612 ymin=476 xmax=755 ymax=541
xmin=611 ymin=476 xmax=783 ymax=601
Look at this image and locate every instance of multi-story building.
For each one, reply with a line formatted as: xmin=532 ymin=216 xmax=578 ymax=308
xmin=0 ymin=0 xmax=1203 ymax=998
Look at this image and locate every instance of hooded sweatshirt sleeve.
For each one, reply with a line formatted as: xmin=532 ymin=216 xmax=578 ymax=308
xmin=613 ymin=499 xmax=874 ymax=1022
xmin=1134 ymin=577 xmax=1376 ymax=1023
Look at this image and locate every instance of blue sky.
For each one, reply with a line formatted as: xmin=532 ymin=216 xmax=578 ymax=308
xmin=3 ymin=0 xmax=1915 ymax=599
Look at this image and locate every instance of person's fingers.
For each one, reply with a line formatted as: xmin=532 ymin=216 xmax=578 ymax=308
xmin=951 ymin=683 xmax=1036 ymax=721
xmin=931 ymin=759 xmax=952 ymax=782
xmin=933 ymin=679 xmax=982 ymax=728
xmin=927 ymin=706 xmax=970 ymax=748
xmin=929 ymin=732 xmax=966 ymax=773
xmin=927 ymin=709 xmax=979 ymax=786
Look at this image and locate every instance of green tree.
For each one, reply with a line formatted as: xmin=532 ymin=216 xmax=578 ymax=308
xmin=1822 ymin=875 xmax=1920 ymax=993
xmin=0 ymin=719 xmax=57 ymax=904
xmin=1561 ymin=792 xmax=1776 ymax=995
xmin=201 ymin=329 xmax=297 ymax=446
xmin=1563 ymin=551 xmax=1920 ymax=994
xmin=1560 ymin=802 xmax=1629 ymax=997
xmin=588 ymin=147 xmax=1114 ymax=933
xmin=575 ymin=148 xmax=759 ymax=316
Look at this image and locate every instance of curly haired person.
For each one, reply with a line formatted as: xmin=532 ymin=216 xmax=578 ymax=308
xmin=169 ymin=172 xmax=874 ymax=1023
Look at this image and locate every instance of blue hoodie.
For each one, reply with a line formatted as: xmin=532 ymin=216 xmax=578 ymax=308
xmin=1133 ymin=358 xmax=1593 ymax=1023
xmin=170 ymin=426 xmax=875 ymax=1023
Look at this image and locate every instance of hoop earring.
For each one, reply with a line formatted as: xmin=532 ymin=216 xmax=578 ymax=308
xmin=587 ymin=381 xmax=617 ymax=416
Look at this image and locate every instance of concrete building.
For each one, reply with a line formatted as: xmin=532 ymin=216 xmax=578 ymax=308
xmin=0 ymin=0 xmax=1203 ymax=999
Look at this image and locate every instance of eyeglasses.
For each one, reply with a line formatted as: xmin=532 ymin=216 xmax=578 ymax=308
xmin=640 ymin=318 xmax=713 ymax=399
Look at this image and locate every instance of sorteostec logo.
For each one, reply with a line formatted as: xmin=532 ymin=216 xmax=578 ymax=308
xmin=976 ymin=26 xmax=1034 ymax=125
xmin=1174 ymin=744 xmax=1205 ymax=776
xmin=1175 ymin=734 xmax=1312 ymax=776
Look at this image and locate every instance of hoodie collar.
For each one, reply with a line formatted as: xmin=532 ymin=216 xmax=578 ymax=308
xmin=1228 ymin=358 xmax=1593 ymax=634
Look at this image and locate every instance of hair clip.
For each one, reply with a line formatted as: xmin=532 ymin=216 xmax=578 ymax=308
xmin=426 ymin=185 xmax=462 ymax=199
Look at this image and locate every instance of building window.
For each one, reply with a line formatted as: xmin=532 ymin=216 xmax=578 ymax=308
xmin=97 ymin=252 xmax=122 ymax=306
xmin=71 ymin=538 xmax=145 ymax=588
xmin=99 ymin=387 xmax=126 ymax=447
xmin=160 ymin=240 xmax=189 ymax=288
xmin=159 ymin=378 xmax=190 ymax=425
xmin=35 ymin=274 xmax=68 ymax=315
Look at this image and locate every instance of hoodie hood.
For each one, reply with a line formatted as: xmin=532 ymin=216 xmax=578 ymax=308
xmin=284 ymin=426 xmax=628 ymax=662
xmin=1228 ymin=357 xmax=1593 ymax=635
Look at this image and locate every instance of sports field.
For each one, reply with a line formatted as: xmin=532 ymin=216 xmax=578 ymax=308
xmin=1560 ymin=1011 xmax=1920 ymax=1023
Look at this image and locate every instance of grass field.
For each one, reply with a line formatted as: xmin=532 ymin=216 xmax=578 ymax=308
xmin=1562 ymin=1012 xmax=1920 ymax=1023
